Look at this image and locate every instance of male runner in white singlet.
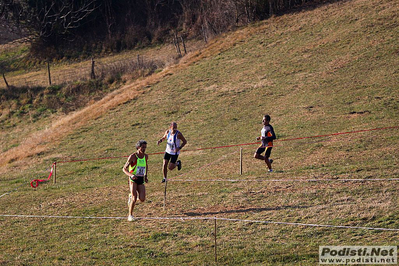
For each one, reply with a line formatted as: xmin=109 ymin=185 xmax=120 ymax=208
xmin=157 ymin=122 xmax=187 ymax=182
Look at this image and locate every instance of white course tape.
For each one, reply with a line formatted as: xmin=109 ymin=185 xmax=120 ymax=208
xmin=1 ymin=214 xmax=398 ymax=231
xmin=0 ymin=183 xmax=27 ymax=198
xmin=0 ymin=192 xmax=12 ymax=198
xmin=169 ymin=178 xmax=399 ymax=182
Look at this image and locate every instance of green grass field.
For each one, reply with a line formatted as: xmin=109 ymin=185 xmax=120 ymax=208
xmin=1 ymin=0 xmax=398 ymax=265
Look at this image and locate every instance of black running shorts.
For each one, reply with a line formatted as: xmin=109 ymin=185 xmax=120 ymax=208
xmin=130 ymin=175 xmax=145 ymax=185
xmin=164 ymin=152 xmax=179 ymax=164
xmin=256 ymin=146 xmax=272 ymax=158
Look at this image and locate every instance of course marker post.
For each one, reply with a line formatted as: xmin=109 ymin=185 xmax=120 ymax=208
xmin=53 ymin=162 xmax=57 ymax=184
xmin=240 ymin=147 xmax=243 ymax=175
xmin=163 ymin=180 xmax=168 ymax=211
xmin=214 ymin=217 xmax=217 ymax=263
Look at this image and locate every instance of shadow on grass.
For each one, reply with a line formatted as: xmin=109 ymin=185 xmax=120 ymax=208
xmin=184 ymin=204 xmax=312 ymax=216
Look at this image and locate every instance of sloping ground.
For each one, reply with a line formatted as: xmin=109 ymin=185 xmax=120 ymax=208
xmin=0 ymin=0 xmax=398 ymax=264
xmin=2 ymin=0 xmax=397 ymax=172
xmin=0 ymin=17 xmax=251 ymax=170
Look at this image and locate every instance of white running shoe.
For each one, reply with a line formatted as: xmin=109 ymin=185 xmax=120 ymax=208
xmin=268 ymin=169 xmax=273 ymax=172
xmin=127 ymin=215 xmax=134 ymax=221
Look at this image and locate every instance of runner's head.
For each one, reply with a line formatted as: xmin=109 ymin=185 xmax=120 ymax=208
xmin=170 ymin=122 xmax=177 ymax=133
xmin=263 ymin=115 xmax=271 ymax=125
xmin=136 ymin=140 xmax=147 ymax=152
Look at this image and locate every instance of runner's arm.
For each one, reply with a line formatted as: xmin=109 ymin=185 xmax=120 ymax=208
xmin=122 ymin=154 xmax=135 ymax=177
xmin=177 ymin=132 xmax=187 ymax=151
xmin=145 ymin=154 xmax=149 ymax=183
xmin=157 ymin=130 xmax=169 ymax=145
xmin=265 ymin=126 xmax=277 ymax=141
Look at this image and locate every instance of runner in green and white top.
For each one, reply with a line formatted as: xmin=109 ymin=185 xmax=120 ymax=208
xmin=123 ymin=140 xmax=148 ymax=221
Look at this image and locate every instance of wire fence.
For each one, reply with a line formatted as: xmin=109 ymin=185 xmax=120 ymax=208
xmin=2 ymin=55 xmax=166 ymax=89
xmin=1 ymin=37 xmax=197 ymax=89
xmin=1 ymin=126 xmax=398 ymax=263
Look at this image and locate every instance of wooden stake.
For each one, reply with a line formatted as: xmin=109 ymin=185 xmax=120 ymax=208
xmin=180 ymin=36 xmax=187 ymax=55
xmin=53 ymin=162 xmax=57 ymax=184
xmin=2 ymin=73 xmax=10 ymax=89
xmin=91 ymin=58 xmax=96 ymax=79
xmin=214 ymin=217 xmax=217 ymax=263
xmin=174 ymin=32 xmax=182 ymax=57
xmin=240 ymin=147 xmax=243 ymax=175
xmin=163 ymin=180 xmax=168 ymax=211
xmin=47 ymin=62 xmax=52 ymax=86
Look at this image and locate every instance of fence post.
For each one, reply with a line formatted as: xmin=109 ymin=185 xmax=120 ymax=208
xmin=91 ymin=58 xmax=96 ymax=79
xmin=53 ymin=162 xmax=57 ymax=184
xmin=180 ymin=36 xmax=187 ymax=55
xmin=214 ymin=217 xmax=217 ymax=263
xmin=240 ymin=147 xmax=243 ymax=175
xmin=47 ymin=62 xmax=52 ymax=86
xmin=163 ymin=180 xmax=168 ymax=211
xmin=173 ymin=32 xmax=182 ymax=57
xmin=138 ymin=55 xmax=145 ymax=77
xmin=2 ymin=73 xmax=10 ymax=89
xmin=202 ymin=24 xmax=208 ymax=44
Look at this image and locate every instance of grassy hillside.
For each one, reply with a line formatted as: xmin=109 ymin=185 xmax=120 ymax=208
xmin=1 ymin=0 xmax=398 ymax=265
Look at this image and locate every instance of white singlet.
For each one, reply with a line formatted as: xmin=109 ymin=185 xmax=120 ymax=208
xmin=165 ymin=130 xmax=181 ymax=155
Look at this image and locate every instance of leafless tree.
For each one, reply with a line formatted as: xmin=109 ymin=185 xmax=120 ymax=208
xmin=36 ymin=0 xmax=98 ymax=39
xmin=1 ymin=0 xmax=98 ymax=43
xmin=1 ymin=0 xmax=319 ymax=57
